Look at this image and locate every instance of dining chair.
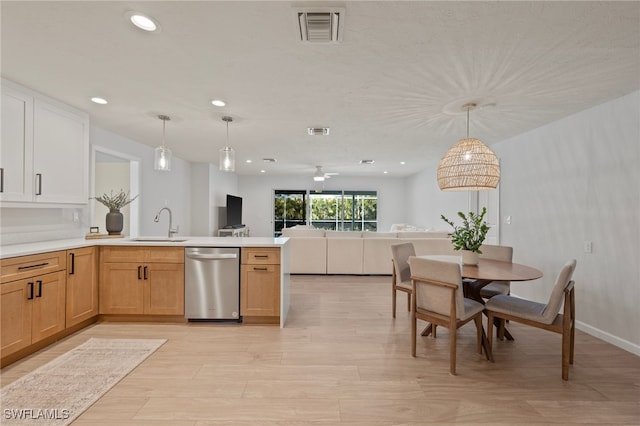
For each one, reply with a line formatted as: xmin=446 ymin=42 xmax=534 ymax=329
xmin=485 ymin=259 xmax=577 ymax=380
xmin=390 ymin=243 xmax=415 ymax=318
xmin=408 ymin=256 xmax=489 ymax=375
xmin=478 ymin=244 xmax=513 ymax=299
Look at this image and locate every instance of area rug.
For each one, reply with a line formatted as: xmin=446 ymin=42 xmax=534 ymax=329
xmin=0 ymin=338 xmax=166 ymax=426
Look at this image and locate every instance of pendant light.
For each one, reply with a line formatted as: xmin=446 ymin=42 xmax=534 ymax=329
xmin=219 ymin=116 xmax=235 ymax=172
xmin=154 ymin=115 xmax=172 ymax=171
xmin=437 ymin=103 xmax=500 ymax=191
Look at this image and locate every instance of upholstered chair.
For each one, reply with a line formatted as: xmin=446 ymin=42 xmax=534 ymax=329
xmin=390 ymin=243 xmax=415 ymax=318
xmin=478 ymin=244 xmax=513 ymax=299
xmin=408 ymin=256 xmax=490 ymax=375
xmin=485 ymin=259 xmax=577 ymax=380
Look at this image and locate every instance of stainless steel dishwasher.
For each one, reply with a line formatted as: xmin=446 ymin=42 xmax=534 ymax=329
xmin=185 ymin=247 xmax=241 ymax=321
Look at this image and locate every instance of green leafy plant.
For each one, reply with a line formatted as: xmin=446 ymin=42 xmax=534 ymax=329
xmin=440 ymin=207 xmax=490 ymax=254
xmin=93 ymin=190 xmax=138 ymax=210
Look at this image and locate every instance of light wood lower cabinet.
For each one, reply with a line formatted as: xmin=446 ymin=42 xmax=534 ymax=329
xmin=241 ymin=248 xmax=280 ymax=322
xmin=65 ymin=247 xmax=98 ymax=327
xmin=1 ymin=270 xmax=66 ymax=357
xmin=99 ymin=247 xmax=184 ymax=316
xmin=144 ymin=263 xmax=185 ymax=315
xmin=1 ymin=279 xmax=33 ymax=356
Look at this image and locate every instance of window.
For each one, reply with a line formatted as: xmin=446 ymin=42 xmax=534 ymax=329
xmin=274 ymin=189 xmax=377 ymax=236
xmin=343 ymin=191 xmax=378 ymax=231
xmin=273 ymin=190 xmax=306 ymax=236
xmin=309 ymin=191 xmax=341 ymax=230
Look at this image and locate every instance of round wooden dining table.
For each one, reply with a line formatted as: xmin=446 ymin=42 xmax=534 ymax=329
xmin=460 ymin=258 xmax=543 ymax=299
xmin=418 ymin=255 xmax=543 ymax=341
xmin=419 ymin=255 xmax=543 ymax=298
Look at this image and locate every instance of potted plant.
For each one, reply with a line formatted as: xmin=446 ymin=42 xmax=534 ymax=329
xmin=440 ymin=207 xmax=490 ymax=265
xmin=93 ymin=190 xmax=138 ymax=235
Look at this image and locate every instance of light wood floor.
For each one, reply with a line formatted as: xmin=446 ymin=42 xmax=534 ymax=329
xmin=2 ymin=275 xmax=639 ymax=425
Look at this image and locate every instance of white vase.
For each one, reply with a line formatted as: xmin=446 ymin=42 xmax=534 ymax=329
xmin=461 ymin=250 xmax=479 ymax=266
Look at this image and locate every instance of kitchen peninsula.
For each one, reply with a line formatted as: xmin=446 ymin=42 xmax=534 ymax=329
xmin=0 ymin=236 xmax=289 ymax=367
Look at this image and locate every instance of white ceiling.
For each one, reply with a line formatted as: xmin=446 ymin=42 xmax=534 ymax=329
xmin=2 ymin=1 xmax=639 ymax=178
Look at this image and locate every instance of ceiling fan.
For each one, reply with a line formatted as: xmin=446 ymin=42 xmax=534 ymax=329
xmin=313 ymin=165 xmax=339 ymax=182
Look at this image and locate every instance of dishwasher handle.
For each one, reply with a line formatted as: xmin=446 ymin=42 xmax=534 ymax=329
xmin=187 ymin=253 xmax=238 ymax=260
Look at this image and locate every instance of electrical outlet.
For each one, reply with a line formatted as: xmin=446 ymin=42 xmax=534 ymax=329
xmin=584 ymin=241 xmax=592 ymax=254
xmin=504 ymin=215 xmax=511 ymax=225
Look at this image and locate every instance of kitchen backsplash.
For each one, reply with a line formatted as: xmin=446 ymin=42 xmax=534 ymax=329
xmin=0 ymin=207 xmax=87 ymax=245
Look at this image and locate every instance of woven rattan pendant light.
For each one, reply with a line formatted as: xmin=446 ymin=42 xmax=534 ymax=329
xmin=437 ymin=103 xmax=500 ymax=191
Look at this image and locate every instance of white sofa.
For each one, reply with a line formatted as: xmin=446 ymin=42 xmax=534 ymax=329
xmin=281 ymin=228 xmax=452 ymax=275
xmin=282 ymin=228 xmax=328 ymax=274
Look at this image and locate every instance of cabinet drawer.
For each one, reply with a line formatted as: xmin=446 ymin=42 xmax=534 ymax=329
xmin=241 ymin=248 xmax=280 ymax=265
xmin=101 ymin=246 xmax=147 ymax=263
xmin=1 ymin=251 xmax=66 ymax=284
xmin=147 ymin=247 xmax=184 ymax=263
xmin=101 ymin=246 xmax=184 ymax=264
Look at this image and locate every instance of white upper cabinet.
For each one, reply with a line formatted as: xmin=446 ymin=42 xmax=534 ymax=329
xmin=1 ymin=79 xmax=89 ymax=206
xmin=1 ymin=86 xmax=34 ymax=202
xmin=33 ymin=99 xmax=89 ymax=204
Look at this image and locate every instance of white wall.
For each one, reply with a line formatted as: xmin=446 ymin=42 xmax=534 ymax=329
xmin=90 ymin=127 xmax=192 ymax=237
xmin=238 ymin=175 xmax=407 ymax=237
xmin=493 ymin=91 xmax=640 ymax=353
xmin=190 ymin=163 xmax=211 ymax=236
xmin=406 ymin=162 xmax=470 ymax=230
xmin=190 ymin=163 xmax=238 ymax=236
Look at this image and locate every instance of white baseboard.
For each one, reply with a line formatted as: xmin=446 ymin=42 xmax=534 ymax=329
xmin=576 ymin=320 xmax=640 ymax=356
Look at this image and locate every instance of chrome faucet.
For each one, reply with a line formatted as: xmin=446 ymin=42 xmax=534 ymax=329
xmin=154 ymin=207 xmax=178 ymax=238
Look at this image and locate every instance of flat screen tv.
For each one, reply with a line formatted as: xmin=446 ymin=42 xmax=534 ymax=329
xmin=226 ymin=194 xmax=243 ymax=227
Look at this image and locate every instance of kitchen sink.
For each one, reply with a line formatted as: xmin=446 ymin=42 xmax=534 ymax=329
xmin=131 ymin=237 xmax=188 ymax=242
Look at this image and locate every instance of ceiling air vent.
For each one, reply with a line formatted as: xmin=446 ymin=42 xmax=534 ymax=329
xmin=307 ymin=127 xmax=330 ymax=136
xmin=296 ymin=8 xmax=345 ymax=43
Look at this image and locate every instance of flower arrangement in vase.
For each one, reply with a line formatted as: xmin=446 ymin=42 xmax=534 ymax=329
xmin=440 ymin=207 xmax=490 ymax=265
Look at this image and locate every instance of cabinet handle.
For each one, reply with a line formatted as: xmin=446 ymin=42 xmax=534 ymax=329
xmin=0 ymin=167 xmax=4 ymax=193
xmin=35 ymin=173 xmax=42 ymax=195
xmin=143 ymin=266 xmax=148 ymax=280
xmin=137 ymin=265 xmax=142 ymax=280
xmin=253 ymin=255 xmax=269 ymax=258
xmin=18 ymin=262 xmax=49 ymax=271
xmin=36 ymin=280 xmax=43 ymax=298
xmin=253 ymin=267 xmax=268 ymax=271
xmin=69 ymin=253 xmax=75 ymax=275
xmin=27 ymin=282 xmax=34 ymax=300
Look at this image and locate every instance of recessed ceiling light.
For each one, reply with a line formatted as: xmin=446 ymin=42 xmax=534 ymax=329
xmin=246 ymin=159 xmax=253 ymax=163
xmin=127 ymin=12 xmax=158 ymax=32
xmin=90 ymin=97 xmax=108 ymax=105
xmin=383 ymin=171 xmax=388 ymax=174
xmin=260 ymin=169 xmax=266 ymax=173
xmin=211 ymin=99 xmax=226 ymax=107
xmin=400 ymin=161 xmax=406 ymax=165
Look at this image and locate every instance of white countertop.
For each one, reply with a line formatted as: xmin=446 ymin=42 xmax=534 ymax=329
xmin=0 ymin=236 xmax=289 ymax=259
